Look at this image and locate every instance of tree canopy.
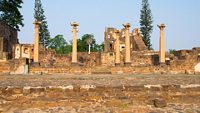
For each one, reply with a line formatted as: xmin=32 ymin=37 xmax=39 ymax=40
xmin=48 ymin=35 xmax=71 ymax=54
xmin=140 ymin=0 xmax=153 ymax=50
xmin=76 ymin=34 xmax=103 ymax=52
xmin=0 ymin=0 xmax=24 ymax=30
xmin=48 ymin=34 xmax=103 ymax=54
xmin=34 ymin=0 xmax=50 ymax=48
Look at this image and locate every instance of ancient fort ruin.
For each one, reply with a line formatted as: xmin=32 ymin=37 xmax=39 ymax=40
xmin=0 ymin=21 xmax=200 ymax=75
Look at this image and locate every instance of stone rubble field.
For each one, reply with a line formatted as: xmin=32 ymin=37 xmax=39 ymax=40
xmin=0 ymin=74 xmax=200 ymax=113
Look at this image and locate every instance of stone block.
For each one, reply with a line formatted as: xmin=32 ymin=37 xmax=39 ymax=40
xmin=153 ymin=98 xmax=167 ymax=108
xmin=30 ymin=87 xmax=45 ymax=96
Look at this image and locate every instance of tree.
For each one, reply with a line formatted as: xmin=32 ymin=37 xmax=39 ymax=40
xmin=34 ymin=0 xmax=50 ymax=48
xmin=48 ymin=35 xmax=71 ymax=54
xmin=0 ymin=0 xmax=24 ymax=30
xmin=77 ymin=34 xmax=96 ymax=52
xmin=169 ymin=49 xmax=176 ymax=55
xmin=140 ymin=0 xmax=153 ymax=50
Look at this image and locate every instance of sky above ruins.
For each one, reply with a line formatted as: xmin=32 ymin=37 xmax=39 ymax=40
xmin=19 ymin=0 xmax=200 ymax=50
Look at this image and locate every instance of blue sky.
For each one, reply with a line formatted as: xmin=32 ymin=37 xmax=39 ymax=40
xmin=19 ymin=0 xmax=200 ymax=50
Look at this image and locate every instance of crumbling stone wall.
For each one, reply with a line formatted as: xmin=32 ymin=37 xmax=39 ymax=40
xmin=0 ymin=84 xmax=199 ymax=112
xmin=104 ymin=27 xmax=147 ymax=53
xmin=39 ymin=51 xmax=101 ymax=67
xmin=169 ymin=48 xmax=200 ymax=74
xmin=131 ymin=51 xmax=159 ymax=66
xmin=0 ymin=58 xmax=27 ymax=74
xmin=0 ymin=22 xmax=18 ymax=60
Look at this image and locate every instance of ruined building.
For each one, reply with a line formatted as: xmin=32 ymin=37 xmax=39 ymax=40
xmin=104 ymin=27 xmax=147 ymax=52
xmin=0 ymin=21 xmax=199 ymax=75
xmin=0 ymin=22 xmax=18 ymax=60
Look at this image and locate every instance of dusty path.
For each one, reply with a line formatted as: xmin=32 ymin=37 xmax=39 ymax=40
xmin=0 ymin=74 xmax=200 ymax=87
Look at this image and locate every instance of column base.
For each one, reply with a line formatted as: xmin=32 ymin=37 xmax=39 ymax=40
xmin=124 ymin=62 xmax=131 ymax=67
xmin=32 ymin=62 xmax=40 ymax=67
xmin=71 ymin=62 xmax=78 ymax=66
xmin=159 ymin=62 xmax=166 ymax=67
xmin=115 ymin=63 xmax=120 ymax=67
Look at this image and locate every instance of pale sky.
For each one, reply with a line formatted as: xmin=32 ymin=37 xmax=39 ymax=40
xmin=19 ymin=0 xmax=200 ymax=50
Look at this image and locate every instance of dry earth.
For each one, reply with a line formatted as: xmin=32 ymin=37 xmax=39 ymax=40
xmin=0 ymin=74 xmax=200 ymax=113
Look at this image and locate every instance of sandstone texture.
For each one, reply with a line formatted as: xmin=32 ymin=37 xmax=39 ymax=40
xmin=0 ymin=74 xmax=200 ymax=113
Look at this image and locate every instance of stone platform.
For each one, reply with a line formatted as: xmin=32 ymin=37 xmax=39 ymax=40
xmin=0 ymin=74 xmax=200 ymax=113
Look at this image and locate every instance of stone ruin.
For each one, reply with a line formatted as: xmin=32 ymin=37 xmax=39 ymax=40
xmin=0 ymin=22 xmax=18 ymax=61
xmin=104 ymin=27 xmax=147 ymax=53
xmin=0 ymin=21 xmax=200 ymax=75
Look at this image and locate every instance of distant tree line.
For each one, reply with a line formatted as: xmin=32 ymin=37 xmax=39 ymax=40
xmin=48 ymin=34 xmax=104 ymax=54
xmin=0 ymin=0 xmax=154 ymax=53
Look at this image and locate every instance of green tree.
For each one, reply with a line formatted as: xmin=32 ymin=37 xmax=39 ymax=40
xmin=34 ymin=0 xmax=50 ymax=48
xmin=48 ymin=35 xmax=71 ymax=54
xmin=0 ymin=0 xmax=24 ymax=30
xmin=140 ymin=0 xmax=153 ymax=50
xmin=169 ymin=49 xmax=176 ymax=55
xmin=77 ymin=34 xmax=96 ymax=52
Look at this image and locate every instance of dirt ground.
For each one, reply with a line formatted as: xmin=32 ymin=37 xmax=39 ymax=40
xmin=0 ymin=74 xmax=200 ymax=113
xmin=0 ymin=74 xmax=200 ymax=87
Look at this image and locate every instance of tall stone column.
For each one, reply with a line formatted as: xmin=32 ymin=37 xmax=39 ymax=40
xmin=33 ymin=21 xmax=41 ymax=63
xmin=104 ymin=30 xmax=108 ymax=52
xmin=115 ymin=30 xmax=120 ymax=66
xmin=158 ymin=24 xmax=166 ymax=64
xmin=71 ymin=22 xmax=79 ymax=66
xmin=123 ymin=23 xmax=131 ymax=66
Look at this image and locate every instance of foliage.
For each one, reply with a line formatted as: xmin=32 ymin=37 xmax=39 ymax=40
xmin=48 ymin=34 xmax=103 ymax=54
xmin=0 ymin=0 xmax=24 ymax=30
xmin=48 ymin=35 xmax=71 ymax=54
xmin=169 ymin=49 xmax=176 ymax=55
xmin=77 ymin=34 xmax=94 ymax=52
xmin=34 ymin=0 xmax=50 ymax=48
xmin=140 ymin=0 xmax=153 ymax=50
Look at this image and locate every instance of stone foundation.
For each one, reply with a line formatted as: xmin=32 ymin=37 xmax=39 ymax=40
xmin=0 ymin=84 xmax=200 ymax=112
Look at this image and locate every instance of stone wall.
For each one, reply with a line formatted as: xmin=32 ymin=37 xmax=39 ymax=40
xmin=0 ymin=46 xmax=200 ymax=75
xmin=170 ymin=48 xmax=200 ymax=74
xmin=0 ymin=58 xmax=27 ymax=74
xmin=39 ymin=51 xmax=101 ymax=67
xmin=0 ymin=22 xmax=18 ymax=60
xmin=101 ymin=51 xmax=159 ymax=67
xmin=28 ymin=48 xmax=200 ymax=75
xmin=101 ymin=52 xmax=115 ymax=66
xmin=131 ymin=51 xmax=159 ymax=66
xmin=29 ymin=67 xmax=91 ymax=74
xmin=0 ymin=84 xmax=199 ymax=112
xmin=15 ymin=44 xmax=34 ymax=60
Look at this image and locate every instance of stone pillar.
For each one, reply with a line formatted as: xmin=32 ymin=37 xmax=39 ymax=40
xmin=158 ymin=24 xmax=166 ymax=64
xmin=104 ymin=30 xmax=108 ymax=52
xmin=33 ymin=21 xmax=41 ymax=63
xmin=115 ymin=30 xmax=120 ymax=66
xmin=0 ymin=37 xmax=3 ymax=52
xmin=123 ymin=23 xmax=131 ymax=66
xmin=71 ymin=22 xmax=79 ymax=66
